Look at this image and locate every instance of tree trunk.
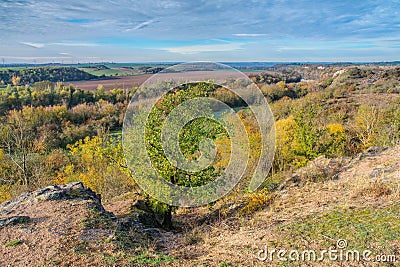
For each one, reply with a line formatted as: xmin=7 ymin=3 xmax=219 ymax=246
xmin=22 ymin=152 xmax=28 ymax=186
xmin=162 ymin=206 xmax=173 ymax=230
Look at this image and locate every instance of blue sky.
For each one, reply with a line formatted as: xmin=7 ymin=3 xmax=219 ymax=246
xmin=0 ymin=0 xmax=399 ymax=63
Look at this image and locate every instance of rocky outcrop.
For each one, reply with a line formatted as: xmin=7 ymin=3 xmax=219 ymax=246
xmin=0 ymin=182 xmax=151 ymax=266
xmin=0 ymin=182 xmax=109 ymax=217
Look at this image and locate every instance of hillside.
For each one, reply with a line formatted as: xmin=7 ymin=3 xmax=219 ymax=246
xmin=0 ymin=145 xmax=398 ymax=266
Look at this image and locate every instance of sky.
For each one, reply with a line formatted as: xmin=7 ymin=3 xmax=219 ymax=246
xmin=0 ymin=0 xmax=399 ymax=63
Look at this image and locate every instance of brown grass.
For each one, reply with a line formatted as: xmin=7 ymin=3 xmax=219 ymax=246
xmin=151 ymin=145 xmax=400 ymax=266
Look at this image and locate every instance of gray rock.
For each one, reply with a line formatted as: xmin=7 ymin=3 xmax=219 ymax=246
xmin=0 ymin=216 xmax=30 ymax=229
xmin=0 ymin=182 xmax=112 ymax=218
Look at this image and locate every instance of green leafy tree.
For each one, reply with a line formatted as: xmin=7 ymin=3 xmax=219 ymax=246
xmin=130 ymin=82 xmax=227 ymax=228
xmin=292 ymin=105 xmax=321 ymax=166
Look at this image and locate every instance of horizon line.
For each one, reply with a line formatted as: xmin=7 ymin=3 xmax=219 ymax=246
xmin=1 ymin=60 xmax=400 ymax=66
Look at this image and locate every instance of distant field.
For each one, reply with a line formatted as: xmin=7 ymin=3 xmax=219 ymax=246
xmin=80 ymin=68 xmax=126 ymax=77
xmin=79 ymin=67 xmax=140 ymax=77
xmin=67 ymin=74 xmax=152 ymax=91
xmin=68 ymin=71 xmax=258 ymax=91
xmin=78 ymin=64 xmax=173 ymax=78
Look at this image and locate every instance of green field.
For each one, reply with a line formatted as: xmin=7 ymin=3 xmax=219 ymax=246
xmin=78 ymin=68 xmax=129 ymax=77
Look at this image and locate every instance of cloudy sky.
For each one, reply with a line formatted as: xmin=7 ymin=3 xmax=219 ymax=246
xmin=1 ymin=0 xmax=399 ymax=63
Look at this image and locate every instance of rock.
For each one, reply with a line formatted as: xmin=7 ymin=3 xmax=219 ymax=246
xmin=0 ymin=216 xmax=30 ymax=229
xmin=117 ymin=216 xmax=142 ymax=231
xmin=142 ymin=228 xmax=162 ymax=238
xmin=0 ymin=182 xmax=111 ymax=217
xmin=293 ymin=156 xmax=351 ymax=184
xmin=366 ymin=146 xmax=388 ymax=155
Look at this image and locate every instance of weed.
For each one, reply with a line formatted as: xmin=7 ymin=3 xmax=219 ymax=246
xmin=102 ymin=253 xmax=118 ymax=264
xmin=352 ymin=179 xmax=393 ymax=198
xmin=5 ymin=239 xmax=22 ymax=247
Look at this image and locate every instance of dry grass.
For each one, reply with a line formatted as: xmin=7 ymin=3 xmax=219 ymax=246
xmin=0 ymin=145 xmax=398 ymax=266
xmin=351 ymin=178 xmax=393 ymax=199
xmin=0 ymin=200 xmax=92 ymax=266
xmin=0 ymin=196 xmax=159 ymax=266
xmin=154 ymin=145 xmax=400 ymax=266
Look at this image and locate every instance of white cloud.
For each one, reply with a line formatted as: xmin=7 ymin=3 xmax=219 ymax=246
xmin=126 ymin=19 xmax=156 ymax=31
xmin=233 ymin=33 xmax=268 ymax=37
xmin=50 ymin=42 xmax=100 ymax=47
xmin=161 ymin=43 xmax=244 ymax=54
xmin=20 ymin=42 xmax=45 ymax=48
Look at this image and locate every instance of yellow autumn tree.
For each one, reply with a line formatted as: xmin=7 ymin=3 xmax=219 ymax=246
xmin=274 ymin=116 xmax=298 ymax=171
xmin=11 ymin=75 xmax=21 ymax=86
xmin=57 ymin=135 xmax=134 ymax=200
xmin=353 ymin=105 xmax=380 ymax=149
xmin=0 ymin=149 xmax=11 ymax=202
xmin=323 ymin=123 xmax=347 ymax=157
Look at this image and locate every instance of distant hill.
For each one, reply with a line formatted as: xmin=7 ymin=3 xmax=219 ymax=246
xmin=326 ymin=66 xmax=400 ymax=93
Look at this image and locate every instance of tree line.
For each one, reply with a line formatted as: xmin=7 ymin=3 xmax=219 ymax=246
xmin=0 ymin=67 xmax=98 ymax=86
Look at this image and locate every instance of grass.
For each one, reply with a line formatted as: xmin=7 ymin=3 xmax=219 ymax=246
xmin=239 ymin=188 xmax=275 ymax=215
xmin=280 ymin=204 xmax=400 ymax=253
xmin=130 ymin=251 xmax=176 ymax=266
xmin=351 ymin=178 xmax=394 ymax=198
xmin=6 ymin=239 xmax=22 ymax=247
